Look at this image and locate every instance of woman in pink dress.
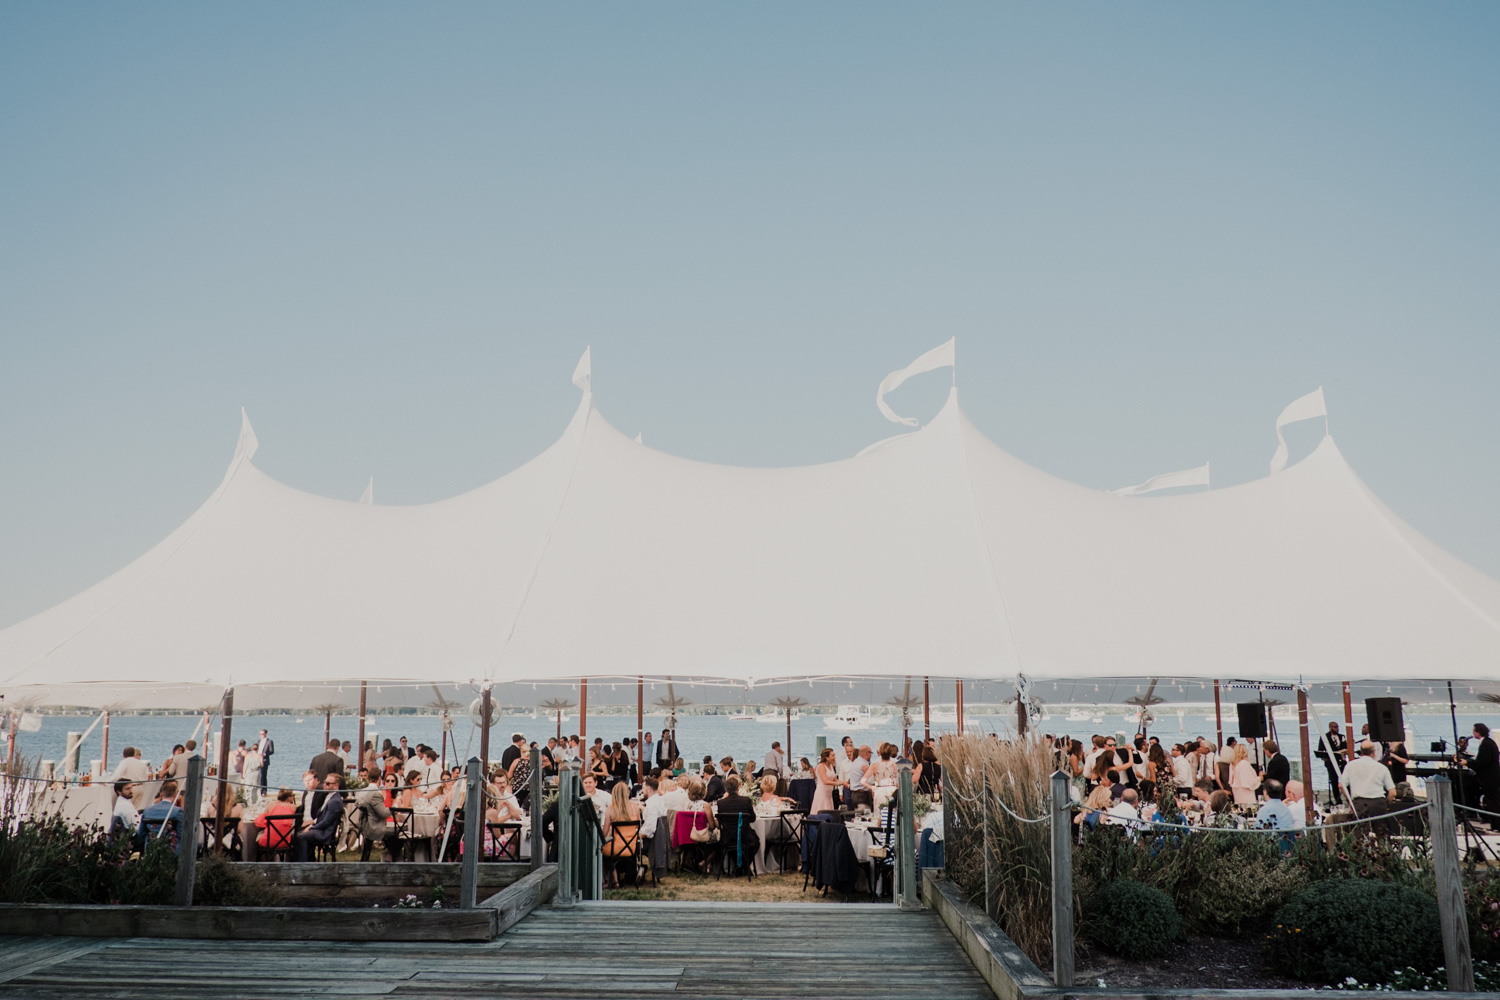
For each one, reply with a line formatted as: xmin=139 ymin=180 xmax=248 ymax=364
xmin=812 ymin=747 xmax=841 ymax=813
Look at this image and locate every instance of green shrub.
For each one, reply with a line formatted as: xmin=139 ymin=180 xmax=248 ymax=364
xmin=1083 ymin=879 xmax=1182 ymax=960
xmin=1265 ymin=879 xmax=1441 ymax=984
xmin=1470 ymin=871 xmax=1500 ymax=961
xmin=1180 ymin=838 xmax=1307 ymax=936
xmin=193 ymin=851 xmax=279 ymax=907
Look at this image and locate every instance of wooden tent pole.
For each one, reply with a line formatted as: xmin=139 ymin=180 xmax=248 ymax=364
xmin=357 ymin=681 xmax=367 ymax=771
xmin=956 ymin=679 xmax=965 ymax=736
xmin=1213 ymin=679 xmax=1224 ymax=751
xmin=636 ymin=677 xmax=644 ymax=780
xmin=1342 ymin=681 xmax=1356 ymax=760
xmin=1296 ymin=686 xmax=1316 ymax=828
xmin=923 ymin=676 xmax=931 ymax=743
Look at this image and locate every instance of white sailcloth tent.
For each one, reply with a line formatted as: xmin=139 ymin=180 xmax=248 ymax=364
xmin=2 ymin=359 xmax=1499 ymax=711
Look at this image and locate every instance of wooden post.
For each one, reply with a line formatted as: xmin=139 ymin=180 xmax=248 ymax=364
xmin=357 ymin=681 xmax=367 ymax=770
xmin=100 ymin=710 xmax=110 ymax=779
xmin=1016 ymin=695 xmax=1027 ymax=738
xmin=174 ymin=755 xmax=205 ymax=907
xmin=786 ymin=709 xmax=793 ymax=773
xmin=460 ymin=758 xmax=481 ymax=910
xmin=323 ymin=710 xmax=331 ymax=750
xmin=896 ymin=762 xmax=919 ymax=910
xmin=1050 ymin=770 xmax=1075 ymax=988
xmin=956 ymin=679 xmax=965 ymax=736
xmin=529 ymin=746 xmax=543 ymax=873
xmin=1427 ymin=777 xmax=1473 ymax=992
xmin=479 ymin=684 xmax=492 ymax=779
xmin=1342 ymin=681 xmax=1356 ymax=761
xmin=555 ymin=764 xmax=578 ymax=906
xmin=1213 ymin=679 xmax=1224 ymax=753
xmin=923 ymin=676 xmax=931 ymax=743
xmin=1296 ymin=686 xmax=1316 ymax=827
xmin=636 ymin=677 xmax=644 ymax=782
xmin=579 ymin=679 xmax=588 ymax=748
xmin=214 ymin=688 xmax=234 ymax=852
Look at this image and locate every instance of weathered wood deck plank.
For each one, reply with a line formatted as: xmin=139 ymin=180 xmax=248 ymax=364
xmin=0 ymin=901 xmax=991 ymax=999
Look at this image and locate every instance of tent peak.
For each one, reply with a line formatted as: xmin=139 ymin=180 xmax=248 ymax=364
xmin=235 ymin=409 xmax=259 ymax=464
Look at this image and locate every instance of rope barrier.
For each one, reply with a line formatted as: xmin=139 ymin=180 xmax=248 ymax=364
xmin=1 ymin=770 xmax=461 ymax=793
xmin=1074 ymin=800 xmax=1429 ymax=835
xmin=1455 ymin=802 xmax=1500 ymax=823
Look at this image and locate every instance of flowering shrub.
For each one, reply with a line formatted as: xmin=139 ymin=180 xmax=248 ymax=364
xmin=1265 ymin=879 xmax=1441 ymax=984
xmin=1469 ymin=871 xmax=1500 ymax=960
xmin=0 ymin=815 xmax=177 ymax=905
xmin=1331 ymin=960 xmax=1499 ymax=991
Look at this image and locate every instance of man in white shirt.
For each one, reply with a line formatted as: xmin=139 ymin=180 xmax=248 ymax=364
xmin=1342 ymin=742 xmax=1395 ymax=828
xmin=848 ymin=746 xmax=871 ymax=791
xmin=836 ymin=737 xmax=856 ymax=785
xmin=580 ymin=773 xmax=613 ymax=817
xmin=110 ymin=748 xmax=153 ymax=809
xmin=1106 ymin=788 xmax=1140 ymax=834
xmin=111 ymin=779 xmax=140 ymax=834
xmin=1170 ymin=745 xmax=1195 ymax=791
xmin=639 ymin=777 xmax=668 ymax=840
xmin=1285 ymin=780 xmax=1313 ymax=830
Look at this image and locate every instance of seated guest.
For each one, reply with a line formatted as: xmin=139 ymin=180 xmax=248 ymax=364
xmin=486 ymin=772 xmax=525 ymax=824
xmin=1135 ymin=780 xmax=1159 ymax=824
xmin=1076 ymin=771 xmax=1114 ymax=826
xmin=639 ymin=777 xmax=668 ymax=841
xmin=602 ymin=781 xmax=643 ymax=883
xmin=294 ymin=773 xmax=345 ymax=861
xmin=581 ymin=772 xmax=613 ymax=816
xmin=111 ymin=779 xmax=140 ymax=835
xmin=256 ymin=788 xmax=299 ymax=849
xmin=702 ymin=764 xmax=726 ymax=803
xmin=1105 ymin=787 xmax=1141 ymax=833
xmin=1255 ymin=779 xmax=1296 ymax=830
xmin=714 ymin=774 xmax=760 ymax=865
xmin=136 ymin=780 xmax=182 ymax=852
xmin=680 ymin=778 xmax=718 ymax=873
xmin=354 ymin=768 xmax=396 ymax=862
xmin=1207 ymin=789 xmax=1234 ymax=820
xmin=756 ymin=776 xmax=787 ymax=814
xmin=1284 ymin=779 xmax=1312 ymax=829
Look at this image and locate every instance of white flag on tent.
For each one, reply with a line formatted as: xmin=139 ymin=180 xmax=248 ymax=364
xmin=572 ymin=347 xmax=592 ymax=392
xmin=1109 ymin=462 xmax=1211 ymax=496
xmin=877 ymin=338 xmax=955 ymax=426
xmin=1269 ymin=387 xmax=1327 ymax=474
xmin=358 ymin=478 xmax=374 ymax=505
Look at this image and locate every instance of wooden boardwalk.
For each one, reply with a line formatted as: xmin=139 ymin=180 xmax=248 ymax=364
xmin=0 ymin=901 xmax=992 ymax=999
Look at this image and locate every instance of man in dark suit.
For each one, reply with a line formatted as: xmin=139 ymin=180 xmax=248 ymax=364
xmin=655 ymin=729 xmax=677 ymax=769
xmin=295 ymin=773 xmax=345 ymax=861
xmin=310 ymin=739 xmax=345 ymax=784
xmin=1262 ymin=740 xmax=1291 ymax=789
xmin=1470 ymin=723 xmax=1500 ymax=831
xmin=1315 ymin=722 xmax=1347 ymax=805
xmin=714 ymin=774 xmax=760 ymax=872
xmin=257 ymin=729 xmax=274 ymax=794
xmin=702 ymin=764 xmax=725 ymax=803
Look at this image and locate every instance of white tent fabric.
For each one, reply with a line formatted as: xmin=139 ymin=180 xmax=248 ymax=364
xmin=2 ymin=382 xmax=1499 ymax=709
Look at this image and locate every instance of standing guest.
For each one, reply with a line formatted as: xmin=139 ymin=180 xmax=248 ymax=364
xmin=295 ymin=773 xmax=345 ymax=861
xmin=340 ymin=741 xmax=354 ymax=769
xmin=395 ymin=736 xmax=412 ymax=764
xmin=1342 ymin=741 xmax=1395 ymax=828
xmin=761 ymin=741 xmax=785 ymax=778
xmin=812 ymin=747 xmax=840 ymax=813
xmin=229 ymin=739 xmax=247 ymax=780
xmin=1261 ymin=740 xmax=1290 ymax=788
xmin=110 ymin=747 xmax=153 ymax=809
xmin=1316 ymin=722 xmax=1346 ymax=805
xmin=836 ymin=736 xmax=856 ymax=790
xmin=111 ymin=779 xmax=140 ymax=835
xmin=361 ymin=741 xmax=377 ymax=773
xmin=310 ymin=739 xmax=345 ymax=784
xmin=501 ymin=733 xmax=526 ymax=776
xmin=918 ymin=744 xmax=941 ymax=797
xmin=157 ymin=744 xmax=185 ymax=780
xmin=907 ymin=741 xmax=925 ymax=790
xmin=642 ymin=731 xmax=654 ymax=768
xmin=1466 ymin=723 xmax=1500 ymax=830
xmin=847 ymin=745 xmax=871 ymax=796
xmin=1228 ymin=744 xmax=1259 ymax=806
xmin=1382 ymin=739 xmax=1409 ymax=785
xmin=1170 ymin=745 xmax=1195 ymax=792
xmin=256 ymin=729 xmax=275 ymax=793
xmin=1360 ymin=723 xmax=1384 ymax=761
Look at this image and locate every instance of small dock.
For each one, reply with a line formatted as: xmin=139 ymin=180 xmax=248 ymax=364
xmin=0 ymin=901 xmax=993 ymax=999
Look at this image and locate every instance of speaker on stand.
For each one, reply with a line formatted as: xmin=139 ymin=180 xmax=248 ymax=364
xmin=1236 ymin=702 xmax=1269 ymax=739
xmin=1364 ymin=697 xmax=1404 ymax=744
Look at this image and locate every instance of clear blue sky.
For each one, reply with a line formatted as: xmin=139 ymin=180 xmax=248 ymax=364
xmin=2 ymin=4 xmax=1497 ymax=628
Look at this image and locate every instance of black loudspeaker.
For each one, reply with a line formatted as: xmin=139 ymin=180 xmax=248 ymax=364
xmin=1236 ymin=702 xmax=1268 ymax=739
xmin=1365 ymin=697 xmax=1404 ymax=742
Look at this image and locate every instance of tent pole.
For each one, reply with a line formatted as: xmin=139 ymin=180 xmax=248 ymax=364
xmin=1342 ymin=681 xmax=1355 ymax=760
xmin=323 ymin=710 xmax=330 ymax=750
xmin=1213 ymin=680 xmax=1223 ymax=752
xmin=786 ymin=709 xmax=792 ymax=773
xmin=556 ymin=710 xmax=562 ymax=743
xmin=923 ymin=676 xmax=931 ymax=743
xmin=580 ymin=679 xmax=588 ymax=749
xmin=100 ymin=710 xmax=110 ymax=780
xmin=357 ymin=681 xmax=367 ymax=771
xmin=1016 ymin=694 xmax=1027 ymax=739
xmin=479 ymin=683 xmax=492 ymax=779
xmin=1296 ymin=686 xmax=1315 ymax=828
xmin=636 ymin=677 xmax=643 ymax=781
xmin=1448 ymin=681 xmax=1461 ymax=754
xmin=214 ymin=687 xmax=234 ymax=852
xmin=956 ymin=679 xmax=965 ymax=736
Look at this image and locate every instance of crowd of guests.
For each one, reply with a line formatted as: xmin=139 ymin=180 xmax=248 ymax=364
xmin=1050 ymin=718 xmax=1500 ymax=838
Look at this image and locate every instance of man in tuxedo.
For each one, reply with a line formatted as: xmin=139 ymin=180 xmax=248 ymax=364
xmin=256 ymin=729 xmax=274 ymax=793
xmin=1469 ymin=723 xmax=1500 ymax=830
xmin=1315 ymin=722 xmax=1346 ymax=805
xmin=295 ymin=773 xmax=345 ymax=861
xmin=1262 ymin=740 xmax=1291 ymax=788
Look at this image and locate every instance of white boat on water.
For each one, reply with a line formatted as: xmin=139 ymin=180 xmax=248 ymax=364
xmin=755 ymin=711 xmax=801 ymax=723
xmin=1066 ymin=708 xmax=1092 ymax=722
xmin=823 ymin=705 xmax=874 ymax=730
xmin=726 ymin=711 xmax=756 ymax=722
